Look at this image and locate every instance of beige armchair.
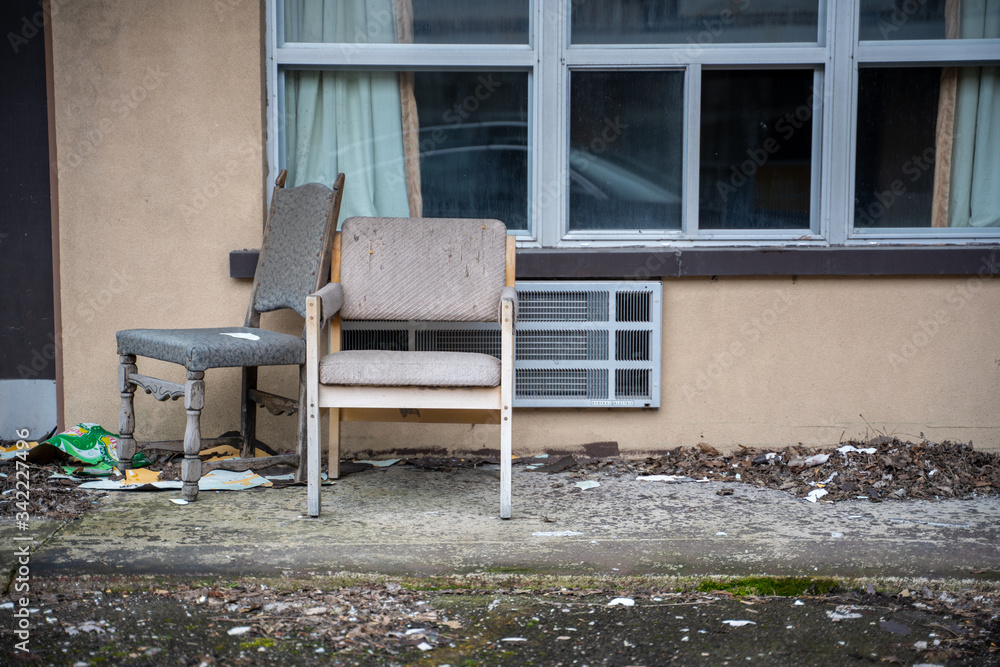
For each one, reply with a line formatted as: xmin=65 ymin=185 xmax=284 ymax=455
xmin=305 ymin=217 xmax=517 ymax=518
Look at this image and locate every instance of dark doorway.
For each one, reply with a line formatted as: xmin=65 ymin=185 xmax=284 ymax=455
xmin=1 ymin=0 xmax=58 ymax=440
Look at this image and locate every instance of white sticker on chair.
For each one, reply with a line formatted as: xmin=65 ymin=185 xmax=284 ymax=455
xmin=220 ymin=332 xmax=260 ymax=341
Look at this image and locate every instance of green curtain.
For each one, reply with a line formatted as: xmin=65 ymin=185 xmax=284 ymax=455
xmin=950 ymin=0 xmax=1000 ymax=227
xmin=283 ymin=0 xmax=410 ymax=222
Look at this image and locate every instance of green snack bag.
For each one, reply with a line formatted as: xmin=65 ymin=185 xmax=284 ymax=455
xmin=46 ymin=423 xmax=149 ymax=468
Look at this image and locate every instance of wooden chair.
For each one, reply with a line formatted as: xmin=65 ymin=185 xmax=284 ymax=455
xmin=114 ymin=171 xmax=345 ymax=501
xmin=305 ymin=217 xmax=516 ymax=518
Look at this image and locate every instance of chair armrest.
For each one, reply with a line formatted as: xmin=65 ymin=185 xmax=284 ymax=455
xmin=499 ymin=286 xmax=518 ymax=329
xmin=310 ymin=282 xmax=344 ymax=324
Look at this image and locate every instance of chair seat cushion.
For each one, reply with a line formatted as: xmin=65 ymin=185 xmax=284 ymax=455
xmin=320 ymin=350 xmax=501 ymax=387
xmin=117 ymin=327 xmax=305 ymax=371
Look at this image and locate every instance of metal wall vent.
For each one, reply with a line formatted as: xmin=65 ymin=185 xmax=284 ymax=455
xmin=340 ymin=281 xmax=662 ymax=408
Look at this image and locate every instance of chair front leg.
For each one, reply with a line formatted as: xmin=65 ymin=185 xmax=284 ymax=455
xmin=117 ymin=355 xmax=137 ymax=473
xmin=181 ymin=370 xmax=206 ymax=502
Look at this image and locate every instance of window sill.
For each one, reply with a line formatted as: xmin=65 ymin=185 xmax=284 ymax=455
xmin=230 ymin=245 xmax=1000 ymax=280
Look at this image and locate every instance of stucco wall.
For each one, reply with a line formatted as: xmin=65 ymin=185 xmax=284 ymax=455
xmin=343 ymin=275 xmax=1000 ymax=455
xmin=50 ymin=1 xmax=1000 ymax=457
xmin=50 ymin=0 xmax=290 ymax=446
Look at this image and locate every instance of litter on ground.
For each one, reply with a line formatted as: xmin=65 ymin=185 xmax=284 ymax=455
xmin=607 ymin=598 xmax=635 ymax=607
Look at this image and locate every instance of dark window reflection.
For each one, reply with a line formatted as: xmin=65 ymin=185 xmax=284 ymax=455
xmin=700 ymin=70 xmax=813 ymax=230
xmin=414 ymin=72 xmax=529 ymax=230
xmin=569 ymin=71 xmax=684 ymax=231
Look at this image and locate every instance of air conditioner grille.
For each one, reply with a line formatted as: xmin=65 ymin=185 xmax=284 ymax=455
xmin=616 ymin=330 xmax=650 ymax=361
xmin=517 ymin=368 xmax=607 ymax=398
xmin=617 ymin=290 xmax=652 ymax=322
xmin=342 ymin=329 xmax=407 ymax=352
xmin=417 ymin=329 xmax=500 ymax=357
xmin=340 ymin=281 xmax=661 ymax=408
xmin=518 ymin=290 xmax=608 ymax=322
xmin=517 ymin=330 xmax=607 ymax=361
xmin=616 ymin=368 xmax=651 ymax=398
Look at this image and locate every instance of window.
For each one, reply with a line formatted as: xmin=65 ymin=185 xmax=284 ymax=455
xmin=268 ymin=0 xmax=1000 ymax=247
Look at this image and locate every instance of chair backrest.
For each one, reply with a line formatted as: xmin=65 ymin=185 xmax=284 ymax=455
xmin=252 ymin=176 xmax=343 ymax=319
xmin=338 ymin=217 xmax=507 ymax=322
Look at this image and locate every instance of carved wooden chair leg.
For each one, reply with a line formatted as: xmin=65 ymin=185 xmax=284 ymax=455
xmin=181 ymin=370 xmax=206 ymax=502
xmin=117 ymin=354 xmax=138 ymax=473
xmin=240 ymin=366 xmax=258 ymax=459
xmin=295 ymin=364 xmax=308 ymax=483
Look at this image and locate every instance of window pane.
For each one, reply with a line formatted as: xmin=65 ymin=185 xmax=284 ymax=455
xmin=572 ymin=0 xmax=819 ymax=44
xmin=699 ymin=70 xmax=813 ymax=230
xmin=283 ymin=0 xmax=529 ymax=45
xmin=854 ymin=67 xmax=1000 ymax=229
xmin=859 ymin=0 xmax=1000 ymax=41
xmin=284 ymin=70 xmax=529 ymax=229
xmin=415 ymin=72 xmax=529 ymax=229
xmin=569 ymin=71 xmax=684 ymax=232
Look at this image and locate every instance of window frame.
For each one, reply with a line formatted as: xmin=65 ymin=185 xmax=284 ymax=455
xmin=265 ymin=0 xmax=1000 ymax=249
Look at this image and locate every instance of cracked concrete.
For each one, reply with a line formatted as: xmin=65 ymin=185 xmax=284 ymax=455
xmin=7 ymin=465 xmax=1000 ymax=582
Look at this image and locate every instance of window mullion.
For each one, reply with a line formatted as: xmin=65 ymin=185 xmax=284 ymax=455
xmin=535 ymin=0 xmax=566 ymax=247
xmin=825 ymin=0 xmax=859 ymax=245
xmin=683 ymin=63 xmax=701 ymax=239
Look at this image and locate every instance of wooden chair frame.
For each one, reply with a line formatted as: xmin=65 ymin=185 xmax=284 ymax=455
xmin=305 ymin=232 xmax=516 ymax=518
xmin=117 ymin=171 xmax=345 ymax=501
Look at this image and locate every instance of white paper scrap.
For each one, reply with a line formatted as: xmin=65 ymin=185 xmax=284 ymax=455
xmin=169 ymin=499 xmax=188 ymax=505
xmin=220 ymin=332 xmax=260 ymax=341
xmin=837 ymin=445 xmax=877 ymax=455
xmin=575 ymin=480 xmax=600 ymax=490
xmin=228 ymin=626 xmax=252 ymax=636
xmin=826 ymin=610 xmax=862 ymax=621
xmin=636 ymin=475 xmax=694 ymax=483
xmin=355 ymin=459 xmax=400 ymax=467
xmin=722 ymin=620 xmax=756 ymax=627
xmin=501 ymin=637 xmax=529 ymax=642
xmin=805 ymin=488 xmax=829 ymax=503
xmin=607 ymin=598 xmax=635 ymax=607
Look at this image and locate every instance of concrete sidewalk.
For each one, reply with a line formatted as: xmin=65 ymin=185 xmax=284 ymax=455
xmin=10 ymin=464 xmax=1000 ymax=582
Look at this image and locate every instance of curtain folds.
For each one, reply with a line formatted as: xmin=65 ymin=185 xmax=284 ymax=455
xmin=933 ymin=0 xmax=1000 ymax=228
xmin=283 ymin=0 xmax=412 ymax=222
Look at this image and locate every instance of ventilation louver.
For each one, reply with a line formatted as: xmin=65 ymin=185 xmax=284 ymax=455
xmin=341 ymin=281 xmax=661 ymax=407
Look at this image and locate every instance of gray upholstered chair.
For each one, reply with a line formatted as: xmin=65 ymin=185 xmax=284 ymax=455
xmin=115 ymin=170 xmax=345 ymax=501
xmin=304 ymin=217 xmax=517 ymax=518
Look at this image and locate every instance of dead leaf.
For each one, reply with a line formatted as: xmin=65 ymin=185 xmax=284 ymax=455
xmin=697 ymin=442 xmax=721 ymax=456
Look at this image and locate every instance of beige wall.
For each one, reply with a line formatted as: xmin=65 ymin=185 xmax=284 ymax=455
xmin=344 ymin=275 xmax=1000 ymax=456
xmin=51 ymin=0 xmax=286 ymax=445
xmin=50 ymin=2 xmax=1000 ymax=457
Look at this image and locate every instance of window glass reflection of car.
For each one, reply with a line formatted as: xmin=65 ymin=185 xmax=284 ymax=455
xmin=418 ymin=122 xmax=682 ymax=231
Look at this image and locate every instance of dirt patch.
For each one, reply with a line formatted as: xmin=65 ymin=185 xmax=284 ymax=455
xmin=3 ymin=577 xmax=997 ymax=666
